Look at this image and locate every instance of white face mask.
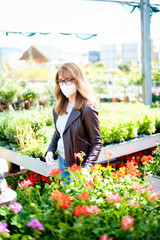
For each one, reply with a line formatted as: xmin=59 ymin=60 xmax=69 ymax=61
xmin=60 ymin=84 xmax=77 ymax=98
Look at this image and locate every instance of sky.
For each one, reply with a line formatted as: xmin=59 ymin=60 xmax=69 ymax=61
xmin=0 ymin=0 xmax=160 ymax=53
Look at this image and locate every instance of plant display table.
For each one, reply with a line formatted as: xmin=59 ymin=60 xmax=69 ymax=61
xmin=0 ymin=133 xmax=160 ymax=177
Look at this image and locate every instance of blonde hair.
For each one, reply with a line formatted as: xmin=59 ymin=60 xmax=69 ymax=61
xmin=54 ymin=62 xmax=96 ymax=115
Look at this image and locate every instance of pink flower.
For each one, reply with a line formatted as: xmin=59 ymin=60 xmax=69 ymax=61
xmin=86 ymin=205 xmax=100 ymax=215
xmin=27 ymin=218 xmax=44 ymax=230
xmin=107 ymin=192 xmax=121 ymax=203
xmin=10 ymin=202 xmax=22 ymax=213
xmin=128 ymin=200 xmax=141 ymax=207
xmin=122 ymin=216 xmax=134 ymax=230
xmin=147 ymin=184 xmax=154 ymax=192
xmin=0 ymin=222 xmax=10 ymax=233
xmin=18 ymin=179 xmax=33 ymax=190
xmin=99 ymin=233 xmax=113 ymax=240
xmin=148 ymin=192 xmax=155 ymax=200
xmin=131 ymin=183 xmax=145 ymax=194
xmin=156 ymin=192 xmax=160 ymax=198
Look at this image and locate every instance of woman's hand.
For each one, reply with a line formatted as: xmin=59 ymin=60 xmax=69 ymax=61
xmin=45 ymin=151 xmax=54 ymax=165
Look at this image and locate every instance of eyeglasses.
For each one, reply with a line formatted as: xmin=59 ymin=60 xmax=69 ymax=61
xmin=57 ymin=78 xmax=74 ymax=86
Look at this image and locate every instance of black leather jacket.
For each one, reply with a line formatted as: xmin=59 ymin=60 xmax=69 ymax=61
xmin=47 ymin=103 xmax=102 ymax=169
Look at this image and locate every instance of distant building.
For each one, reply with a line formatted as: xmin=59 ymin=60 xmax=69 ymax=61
xmin=121 ymin=43 xmax=138 ymax=63
xmin=88 ymin=51 xmax=100 ymax=63
xmin=19 ymin=45 xmax=61 ymax=64
xmin=100 ymin=44 xmax=118 ymax=67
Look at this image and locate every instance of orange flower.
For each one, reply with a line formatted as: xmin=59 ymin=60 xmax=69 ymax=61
xmin=51 ymin=190 xmax=71 ymax=209
xmin=112 ymin=170 xmax=125 ymax=179
xmin=69 ymin=163 xmax=82 ymax=173
xmin=49 ymin=168 xmax=63 ymax=176
xmin=74 ymin=151 xmax=86 ymax=163
xmin=90 ymin=165 xmax=97 ymax=172
xmin=79 ymin=192 xmax=90 ymax=200
xmin=125 ymin=160 xmax=141 ymax=177
xmin=104 ymin=149 xmax=113 ymax=159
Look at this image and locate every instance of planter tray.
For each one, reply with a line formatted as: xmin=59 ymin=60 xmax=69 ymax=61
xmin=97 ymin=133 xmax=160 ymax=164
xmin=0 ymin=133 xmax=160 ymax=177
xmin=0 ymin=147 xmax=58 ymax=177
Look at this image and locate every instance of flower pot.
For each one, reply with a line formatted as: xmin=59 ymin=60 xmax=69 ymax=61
xmin=25 ymin=100 xmax=31 ymax=110
xmin=0 ymin=140 xmax=9 ymax=146
xmin=9 ymin=143 xmax=19 ymax=150
xmin=124 ymin=96 xmax=129 ymax=102
xmin=111 ymin=97 xmax=119 ymax=102
xmin=0 ymin=104 xmax=7 ymax=112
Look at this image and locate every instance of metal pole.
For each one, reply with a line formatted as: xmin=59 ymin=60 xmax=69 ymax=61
xmin=140 ymin=0 xmax=152 ymax=106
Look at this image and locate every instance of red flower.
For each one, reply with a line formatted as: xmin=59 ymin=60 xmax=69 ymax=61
xmin=49 ymin=168 xmax=62 ymax=176
xmin=40 ymin=175 xmax=51 ymax=184
xmin=116 ymin=162 xmax=125 ymax=169
xmin=85 ymin=180 xmax=94 ymax=187
xmin=126 ymin=155 xmax=134 ymax=161
xmin=121 ymin=216 xmax=134 ymax=230
xmin=30 ymin=172 xmax=39 ymax=184
xmin=8 ymin=185 xmax=12 ymax=189
xmin=69 ymin=163 xmax=82 ymax=173
xmin=140 ymin=155 xmax=152 ymax=164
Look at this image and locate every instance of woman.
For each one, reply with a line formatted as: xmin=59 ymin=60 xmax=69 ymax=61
xmin=45 ymin=62 xmax=102 ymax=180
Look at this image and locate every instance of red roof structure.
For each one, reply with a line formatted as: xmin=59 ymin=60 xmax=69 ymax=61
xmin=19 ymin=45 xmax=48 ymax=63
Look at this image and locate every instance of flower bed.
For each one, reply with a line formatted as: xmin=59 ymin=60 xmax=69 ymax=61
xmin=1 ymin=148 xmax=160 ymax=240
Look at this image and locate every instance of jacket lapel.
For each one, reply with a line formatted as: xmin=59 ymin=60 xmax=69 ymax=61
xmin=53 ymin=109 xmax=59 ymax=136
xmin=64 ymin=110 xmax=81 ymax=133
